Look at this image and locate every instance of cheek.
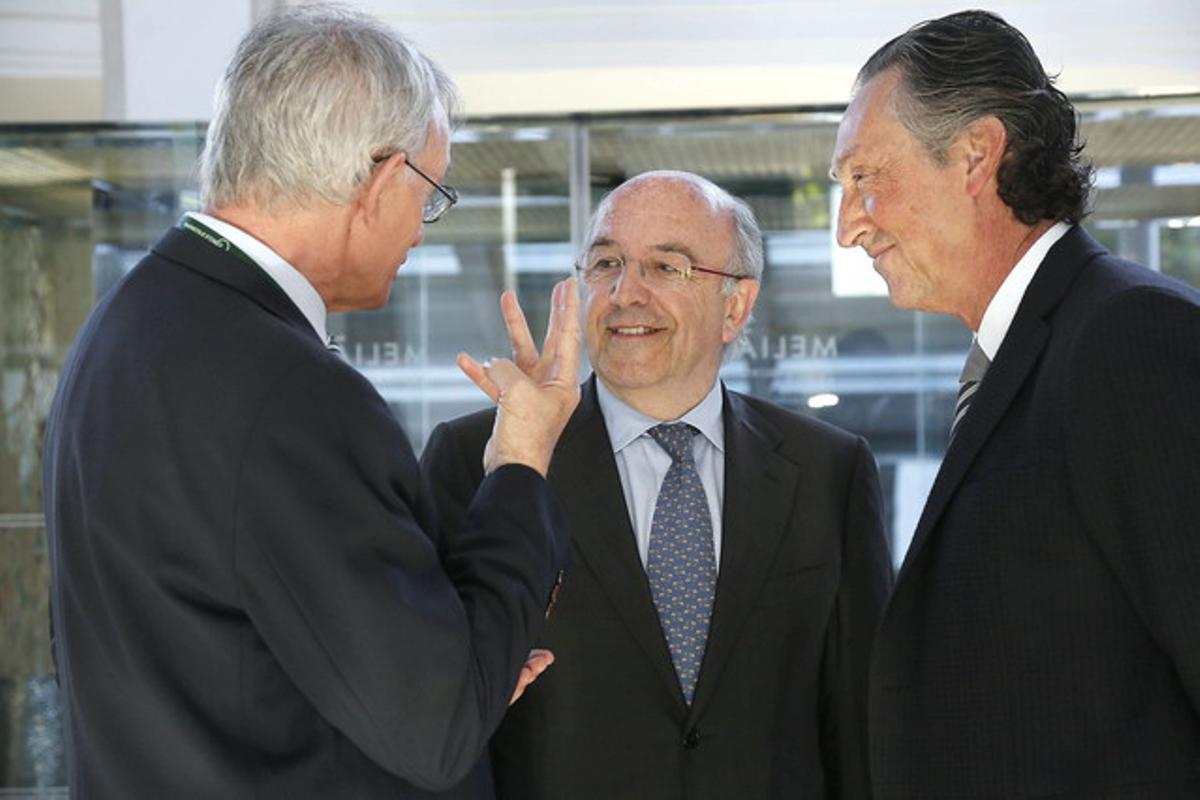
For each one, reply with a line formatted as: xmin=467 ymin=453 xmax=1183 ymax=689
xmin=863 ymin=185 xmax=903 ymax=226
xmin=682 ymin=300 xmax=724 ymax=346
xmin=583 ymin=295 xmax=608 ymax=338
xmin=863 ymin=192 xmax=879 ymax=217
xmin=584 ymin=290 xmax=605 ymax=318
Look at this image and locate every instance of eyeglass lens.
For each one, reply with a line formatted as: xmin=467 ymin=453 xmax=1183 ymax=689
xmin=578 ymin=252 xmax=741 ymax=285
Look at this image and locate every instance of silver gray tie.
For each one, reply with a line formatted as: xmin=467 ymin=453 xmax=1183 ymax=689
xmin=951 ymin=340 xmax=990 ymax=440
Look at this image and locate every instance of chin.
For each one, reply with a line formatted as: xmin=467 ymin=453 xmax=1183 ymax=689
xmin=884 ymin=289 xmax=912 ymax=310
xmin=360 ymin=287 xmax=392 ymax=311
xmin=881 ymin=279 xmax=917 ymax=311
xmin=597 ymin=362 xmax=663 ymax=393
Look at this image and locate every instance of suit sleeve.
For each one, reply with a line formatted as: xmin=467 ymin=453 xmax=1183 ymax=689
xmin=232 ymin=358 xmax=568 ymax=790
xmin=1066 ymin=286 xmax=1200 ymax=716
xmin=821 ymin=436 xmax=893 ymax=800
xmin=418 ymin=415 xmax=491 ymax=557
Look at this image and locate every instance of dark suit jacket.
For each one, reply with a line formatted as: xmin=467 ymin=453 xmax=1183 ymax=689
xmin=421 ymin=377 xmax=893 ymax=799
xmin=869 ymin=226 xmax=1200 ymax=799
xmin=42 ymin=227 xmax=569 ymax=798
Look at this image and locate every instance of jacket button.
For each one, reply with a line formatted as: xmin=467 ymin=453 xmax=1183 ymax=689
xmin=682 ymin=729 xmax=700 ymax=749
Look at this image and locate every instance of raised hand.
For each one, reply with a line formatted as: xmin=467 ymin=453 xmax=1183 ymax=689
xmin=457 ymin=277 xmax=582 ymax=476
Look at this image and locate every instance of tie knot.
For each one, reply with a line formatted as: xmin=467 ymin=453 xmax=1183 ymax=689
xmin=959 ymin=339 xmax=990 ymax=385
xmin=649 ymin=423 xmax=698 ymax=464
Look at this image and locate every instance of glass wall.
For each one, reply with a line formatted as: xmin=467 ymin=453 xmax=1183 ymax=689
xmin=2 ymin=95 xmax=1199 ymax=792
xmin=334 ymin=122 xmax=579 ymax=450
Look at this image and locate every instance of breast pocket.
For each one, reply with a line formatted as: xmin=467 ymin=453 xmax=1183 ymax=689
xmin=751 ymin=560 xmax=832 ymax=611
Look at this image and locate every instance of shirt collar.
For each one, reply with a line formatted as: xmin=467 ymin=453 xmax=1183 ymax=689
xmin=976 ymin=221 xmax=1071 ymax=360
xmin=188 ymin=212 xmax=330 ymax=344
xmin=596 ymin=377 xmax=725 ymax=455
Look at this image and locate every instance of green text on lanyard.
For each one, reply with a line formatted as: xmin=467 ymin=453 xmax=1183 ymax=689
xmin=176 ymin=216 xmax=258 ymax=268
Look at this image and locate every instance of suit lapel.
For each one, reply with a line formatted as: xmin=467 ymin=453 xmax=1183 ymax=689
xmin=548 ymin=378 xmax=683 ymax=704
xmin=688 ymin=388 xmax=797 ymax=722
xmin=899 ymin=318 xmax=1048 ymax=579
xmin=897 ymin=225 xmax=1100 ymax=583
xmin=151 ymin=226 xmax=321 ymax=345
xmin=554 ymin=381 xmax=804 ymax=715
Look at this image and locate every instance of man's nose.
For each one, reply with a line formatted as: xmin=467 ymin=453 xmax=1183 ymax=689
xmin=835 ymin=188 xmax=869 ymax=249
xmin=610 ymin=261 xmax=652 ymax=304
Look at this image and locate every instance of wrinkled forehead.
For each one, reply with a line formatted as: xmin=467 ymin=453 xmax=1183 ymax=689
xmin=831 ymin=69 xmax=906 ymax=177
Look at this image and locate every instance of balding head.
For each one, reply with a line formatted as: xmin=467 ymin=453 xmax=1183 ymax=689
xmin=584 ymin=171 xmax=764 ymax=292
xmin=578 ymin=171 xmax=762 ymax=419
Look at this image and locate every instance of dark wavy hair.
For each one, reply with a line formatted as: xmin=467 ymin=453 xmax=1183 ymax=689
xmin=857 ymin=10 xmax=1093 ymax=224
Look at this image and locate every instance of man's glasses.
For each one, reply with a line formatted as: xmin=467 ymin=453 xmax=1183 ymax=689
xmin=371 ymin=153 xmax=458 ymax=223
xmin=575 ymin=252 xmax=749 ymax=289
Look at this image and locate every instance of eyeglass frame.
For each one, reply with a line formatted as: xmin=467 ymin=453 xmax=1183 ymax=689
xmin=574 ymin=252 xmax=750 ymax=286
xmin=370 ymin=152 xmax=458 ymax=223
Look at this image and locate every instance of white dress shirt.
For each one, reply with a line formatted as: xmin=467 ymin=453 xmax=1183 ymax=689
xmin=187 ymin=212 xmax=330 ymax=345
xmin=975 ymin=221 xmax=1071 ymax=357
xmin=596 ymin=378 xmax=725 ymax=571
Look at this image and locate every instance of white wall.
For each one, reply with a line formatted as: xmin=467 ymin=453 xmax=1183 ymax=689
xmin=1 ymin=0 xmax=1198 ymax=123
xmin=370 ymin=0 xmax=1200 ymax=115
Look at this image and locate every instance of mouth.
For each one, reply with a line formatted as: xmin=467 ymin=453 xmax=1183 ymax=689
xmin=866 ymin=244 xmax=894 ymax=269
xmin=608 ymin=324 xmax=664 ymax=338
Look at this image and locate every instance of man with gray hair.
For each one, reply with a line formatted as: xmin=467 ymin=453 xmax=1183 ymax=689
xmin=832 ymin=10 xmax=1200 ymax=797
xmin=43 ymin=6 xmax=577 ymax=797
xmin=422 ymin=170 xmax=892 ymax=798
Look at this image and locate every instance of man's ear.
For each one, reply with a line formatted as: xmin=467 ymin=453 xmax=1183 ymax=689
xmin=722 ymin=278 xmax=761 ymax=344
xmin=960 ymin=116 xmax=1007 ymax=198
xmin=355 ymin=152 xmax=406 ymax=226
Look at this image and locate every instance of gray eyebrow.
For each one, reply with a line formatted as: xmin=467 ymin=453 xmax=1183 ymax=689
xmin=653 ymin=242 xmax=701 ymax=263
xmin=584 ymin=239 xmax=701 ymax=264
xmin=830 ymin=145 xmax=859 ymax=183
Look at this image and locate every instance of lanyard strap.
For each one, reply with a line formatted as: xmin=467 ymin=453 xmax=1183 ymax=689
xmin=175 ymin=215 xmax=258 ymax=268
xmin=176 ymin=214 xmax=336 ymax=348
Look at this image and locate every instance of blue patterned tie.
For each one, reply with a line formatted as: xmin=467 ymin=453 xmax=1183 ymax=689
xmin=646 ymin=423 xmax=716 ymax=704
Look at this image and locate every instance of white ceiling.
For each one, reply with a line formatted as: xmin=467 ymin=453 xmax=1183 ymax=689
xmin=2 ymin=0 xmax=1198 ymax=120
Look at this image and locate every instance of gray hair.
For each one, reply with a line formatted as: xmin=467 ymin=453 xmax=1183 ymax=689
xmin=581 ymin=170 xmax=764 ymax=360
xmin=199 ymin=5 xmax=460 ymax=210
